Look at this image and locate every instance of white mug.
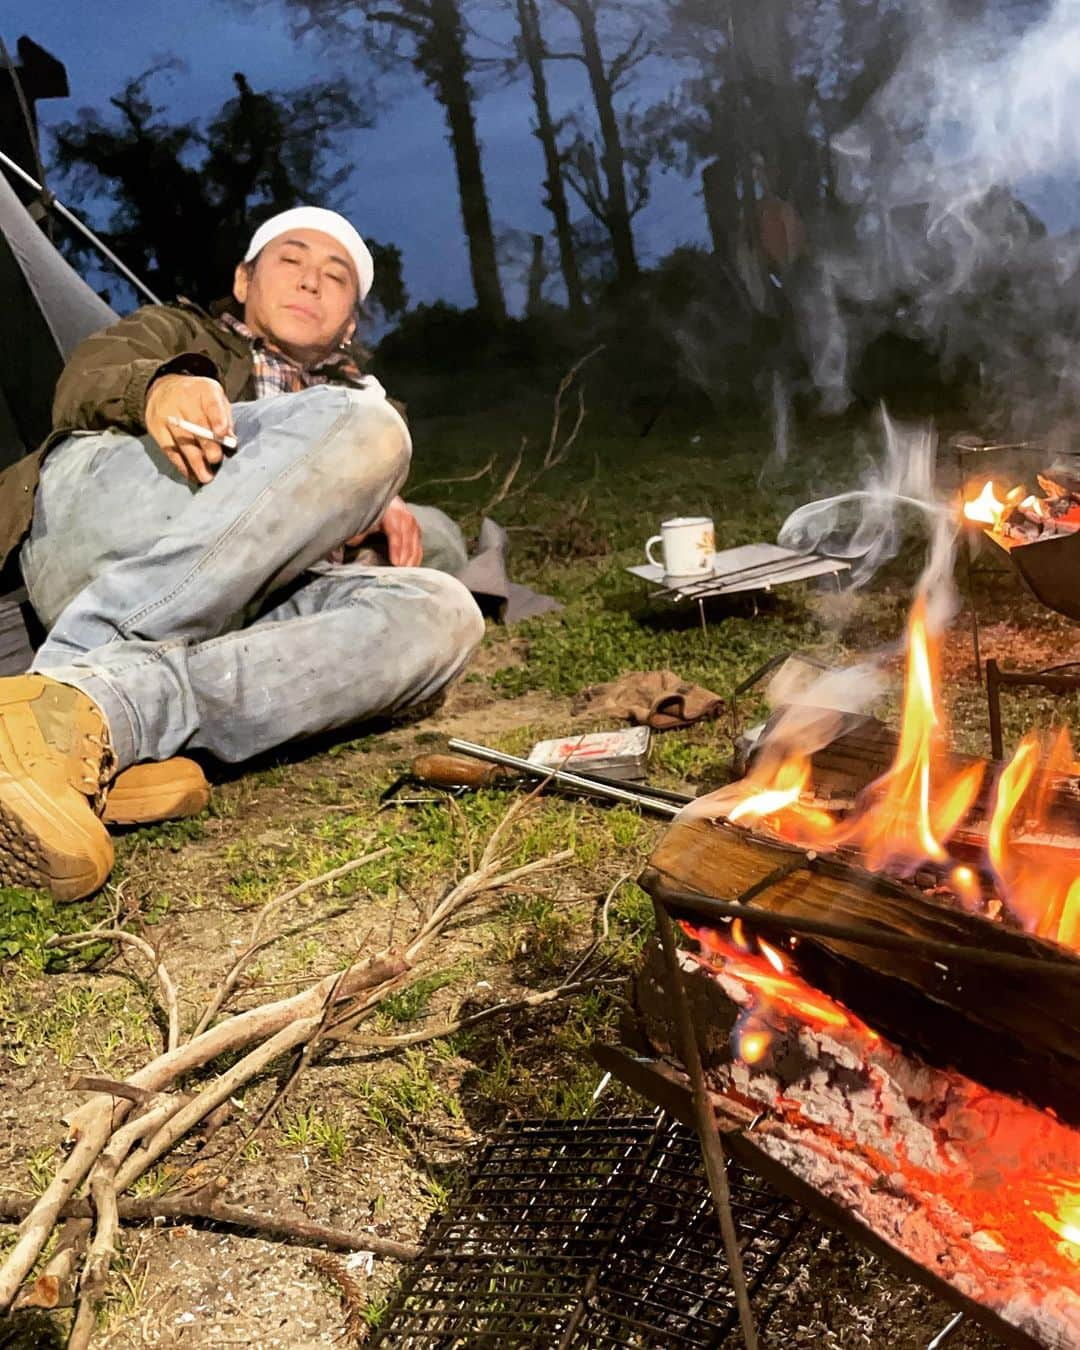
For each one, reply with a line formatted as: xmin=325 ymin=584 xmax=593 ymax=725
xmin=645 ymin=516 xmax=716 ymax=579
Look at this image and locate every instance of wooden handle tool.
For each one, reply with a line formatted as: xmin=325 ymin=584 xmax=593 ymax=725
xmin=408 ymin=753 xmax=516 ymax=791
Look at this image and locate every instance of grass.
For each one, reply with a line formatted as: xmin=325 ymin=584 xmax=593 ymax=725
xmin=3 ymin=980 xmax=157 ymax=1071
xmin=377 ymin=964 xmax=468 ymax=1026
xmin=351 ymin=1049 xmax=463 ymax=1142
xmin=280 ymin=1105 xmax=351 ymax=1164
xmin=0 ymin=887 xmax=112 ymax=972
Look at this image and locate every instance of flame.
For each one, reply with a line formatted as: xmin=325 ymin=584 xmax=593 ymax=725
xmin=949 ymin=865 xmax=983 ymax=912
xmin=961 ymin=479 xmax=1026 ymax=531
xmin=1035 ymin=1186 xmax=1080 ymax=1264
xmin=985 ymin=729 xmax=1080 ymax=948
xmin=689 ymin=925 xmax=861 ymax=1033
xmin=724 ymin=750 xmax=839 ymax=841
xmin=728 ymin=756 xmax=811 ymax=824
xmin=758 ymin=938 xmax=787 ymax=973
xmin=851 ymin=598 xmax=984 ymax=870
xmin=709 ymin=587 xmax=1080 ymax=953
xmin=722 ymin=596 xmax=983 ymax=874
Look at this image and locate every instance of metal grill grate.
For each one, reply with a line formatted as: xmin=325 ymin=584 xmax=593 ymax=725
xmin=372 ymin=1113 xmax=807 ymax=1347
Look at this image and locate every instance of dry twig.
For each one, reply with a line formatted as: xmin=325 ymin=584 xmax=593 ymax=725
xmin=477 ymin=346 xmax=604 ymax=516
xmin=0 ymin=798 xmax=570 ymax=1322
xmin=0 ymin=1195 xmax=418 ymax=1262
xmin=411 ymin=453 xmax=496 ymax=494
xmin=359 ymin=975 xmax=623 ymax=1051
xmin=191 ymin=845 xmax=391 ymax=1040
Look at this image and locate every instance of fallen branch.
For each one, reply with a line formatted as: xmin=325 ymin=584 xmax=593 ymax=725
xmin=69 ymin=1094 xmax=180 ymax=1350
xmin=191 ymin=845 xmax=392 ymax=1041
xmin=0 ymin=947 xmax=409 ymax=1309
xmin=411 ymin=454 xmax=496 ymax=494
xmin=542 ymin=344 xmax=602 ymax=471
xmin=0 ymin=1194 xmax=418 ymax=1262
xmin=480 ymin=435 xmax=527 ymax=514
xmin=0 ymin=797 xmax=569 ymax=1314
xmin=13 ymin=1217 xmax=88 ymax=1309
xmin=67 ymin=1076 xmax=156 ymax=1106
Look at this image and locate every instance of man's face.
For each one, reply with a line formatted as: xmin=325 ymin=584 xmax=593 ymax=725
xmin=233 ymin=228 xmax=359 ymax=366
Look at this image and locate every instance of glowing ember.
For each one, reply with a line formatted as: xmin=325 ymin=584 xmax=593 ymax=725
xmin=949 ymin=865 xmax=983 ymax=912
xmin=736 ymin=1021 xmax=771 ymax=1064
xmin=664 ymin=930 xmax=1080 ymax=1350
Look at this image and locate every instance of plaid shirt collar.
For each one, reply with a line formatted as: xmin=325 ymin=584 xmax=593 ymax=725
xmin=218 ymin=311 xmax=363 ymax=399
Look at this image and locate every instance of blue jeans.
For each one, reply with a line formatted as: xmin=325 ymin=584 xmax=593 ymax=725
xmin=21 ymin=385 xmax=484 ymax=770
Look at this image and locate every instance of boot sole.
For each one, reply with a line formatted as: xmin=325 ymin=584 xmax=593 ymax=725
xmin=104 ymin=782 xmax=211 ymax=826
xmin=0 ymin=773 xmax=113 ymax=902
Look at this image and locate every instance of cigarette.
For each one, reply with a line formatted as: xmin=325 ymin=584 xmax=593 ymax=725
xmin=167 ymin=416 xmax=238 ymax=450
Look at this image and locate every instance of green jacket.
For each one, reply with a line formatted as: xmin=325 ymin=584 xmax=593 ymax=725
xmin=0 ymin=299 xmax=370 ymax=576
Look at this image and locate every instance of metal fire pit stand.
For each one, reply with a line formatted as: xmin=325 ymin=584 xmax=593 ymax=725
xmin=650 ymin=893 xmax=761 ymax=1350
xmin=594 ymin=862 xmax=1048 ymax=1350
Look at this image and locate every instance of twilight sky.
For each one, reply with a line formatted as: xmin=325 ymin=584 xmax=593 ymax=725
xmin=5 ymin=1 xmax=708 ymax=312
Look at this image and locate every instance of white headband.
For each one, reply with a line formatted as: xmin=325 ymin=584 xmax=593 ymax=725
xmin=244 ymin=207 xmax=374 ymax=302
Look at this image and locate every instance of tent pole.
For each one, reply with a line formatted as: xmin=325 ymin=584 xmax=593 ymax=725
xmin=0 ymin=149 xmax=162 ymax=305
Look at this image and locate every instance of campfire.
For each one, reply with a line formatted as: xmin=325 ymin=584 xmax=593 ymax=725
xmin=624 ymin=586 xmax=1080 ymax=1347
xmin=721 ymin=594 xmax=1080 ymax=953
xmin=963 ymin=473 xmax=1080 ymax=546
xmin=961 ymin=470 xmax=1080 ymax=622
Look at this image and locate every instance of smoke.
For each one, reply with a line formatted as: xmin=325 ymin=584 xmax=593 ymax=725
xmin=801 ymin=0 xmax=1080 ymax=426
xmin=760 ymin=658 xmax=888 ymax=760
xmin=778 ymin=407 xmax=958 ymax=632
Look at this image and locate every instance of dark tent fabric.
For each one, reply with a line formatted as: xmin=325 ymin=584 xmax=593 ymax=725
xmin=0 ymin=167 xmax=116 ymax=470
xmin=0 ymin=171 xmax=115 ymax=671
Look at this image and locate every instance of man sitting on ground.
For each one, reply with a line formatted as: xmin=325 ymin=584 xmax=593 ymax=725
xmin=0 ymin=206 xmax=485 ymax=901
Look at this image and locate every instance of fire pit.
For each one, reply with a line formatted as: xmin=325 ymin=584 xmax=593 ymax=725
xmin=604 ymin=589 xmax=1080 ymax=1349
xmin=962 ymin=470 xmax=1080 ymax=621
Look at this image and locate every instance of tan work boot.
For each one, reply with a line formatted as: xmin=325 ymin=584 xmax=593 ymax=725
xmin=103 ymin=758 xmax=210 ymax=826
xmin=0 ymin=674 xmax=114 ymax=901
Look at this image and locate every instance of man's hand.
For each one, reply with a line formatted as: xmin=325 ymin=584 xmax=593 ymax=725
xmin=144 ymin=374 xmax=236 ymax=485
xmin=346 ymin=496 xmax=423 ymax=567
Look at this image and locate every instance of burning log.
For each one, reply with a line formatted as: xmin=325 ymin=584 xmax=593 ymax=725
xmin=643 ymin=813 xmax=1080 ymax=1128
xmin=962 ymin=473 xmax=1080 ymax=618
xmin=625 ymin=937 xmax=1080 ymax=1350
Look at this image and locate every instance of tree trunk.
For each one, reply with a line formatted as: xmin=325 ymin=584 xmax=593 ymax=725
xmin=561 ymin=0 xmax=638 ymax=287
xmin=426 ymin=0 xmax=506 ymax=320
xmin=516 ymin=0 xmax=586 ymax=318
